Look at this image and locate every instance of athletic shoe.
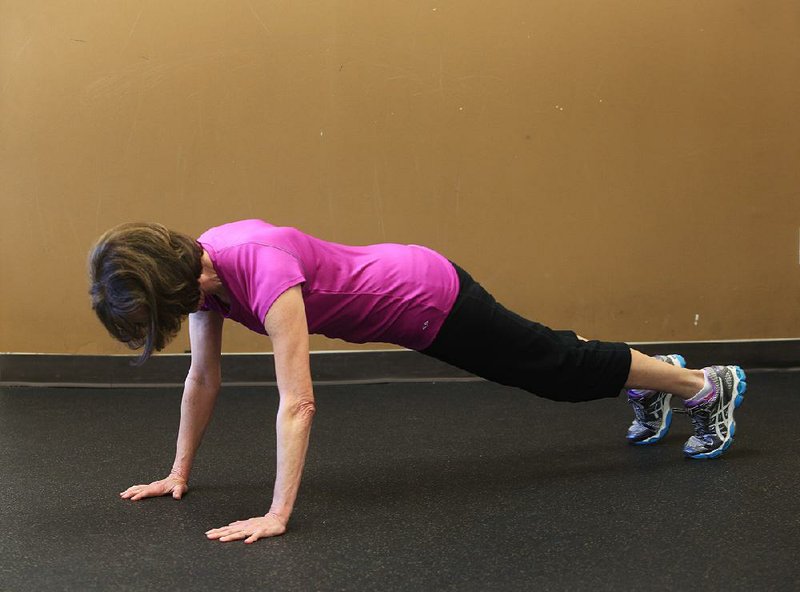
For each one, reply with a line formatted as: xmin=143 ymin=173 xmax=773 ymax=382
xmin=626 ymin=354 xmax=686 ymax=445
xmin=683 ymin=365 xmax=747 ymax=459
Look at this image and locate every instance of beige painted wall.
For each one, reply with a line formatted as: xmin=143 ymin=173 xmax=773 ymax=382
xmin=2 ymin=1 xmax=799 ymax=355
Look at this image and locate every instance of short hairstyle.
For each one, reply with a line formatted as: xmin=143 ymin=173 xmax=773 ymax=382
xmin=89 ymin=222 xmax=203 ymax=365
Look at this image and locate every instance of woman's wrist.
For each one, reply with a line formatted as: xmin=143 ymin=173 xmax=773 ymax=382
xmin=266 ymin=509 xmax=290 ymax=526
xmin=169 ymin=466 xmax=189 ymax=482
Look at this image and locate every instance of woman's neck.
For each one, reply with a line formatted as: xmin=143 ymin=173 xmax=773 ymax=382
xmin=199 ymin=252 xmax=230 ymax=304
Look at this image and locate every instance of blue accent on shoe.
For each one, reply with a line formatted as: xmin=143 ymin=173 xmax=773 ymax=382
xmin=735 ymin=367 xmax=746 ymax=408
xmin=686 ymin=438 xmax=733 ymax=460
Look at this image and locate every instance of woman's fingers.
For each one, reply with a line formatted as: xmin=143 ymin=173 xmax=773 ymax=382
xmin=206 ymin=525 xmax=244 ymax=540
xmin=205 ymin=529 xmax=228 ymax=540
xmin=207 ymin=527 xmax=251 ymax=542
xmin=120 ymin=481 xmax=167 ymax=500
xmin=120 ymin=485 xmax=145 ymax=498
xmin=130 ymin=487 xmax=150 ymax=501
xmin=206 ymin=515 xmax=286 ymax=543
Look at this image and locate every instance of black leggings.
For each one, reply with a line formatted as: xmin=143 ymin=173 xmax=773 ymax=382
xmin=420 ymin=263 xmax=632 ymax=403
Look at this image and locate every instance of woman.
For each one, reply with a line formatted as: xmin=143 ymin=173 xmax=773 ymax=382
xmin=89 ymin=219 xmax=746 ymax=544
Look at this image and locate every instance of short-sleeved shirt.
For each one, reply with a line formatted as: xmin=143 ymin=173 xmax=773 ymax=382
xmin=196 ymin=219 xmax=459 ymax=350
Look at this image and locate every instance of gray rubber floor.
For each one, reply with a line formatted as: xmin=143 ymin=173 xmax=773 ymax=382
xmin=2 ymin=370 xmax=799 ymax=591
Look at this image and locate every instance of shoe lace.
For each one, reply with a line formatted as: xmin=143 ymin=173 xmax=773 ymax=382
xmin=630 ymin=399 xmax=647 ymax=423
xmin=688 ymin=401 xmax=729 ymax=440
xmin=630 ymin=395 xmax=664 ymax=427
xmin=688 ymin=406 xmax=712 ymax=438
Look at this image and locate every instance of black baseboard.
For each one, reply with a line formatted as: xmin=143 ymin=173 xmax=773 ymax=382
xmin=1 ymin=340 xmax=799 ymax=388
xmin=0 ymin=350 xmax=470 ymax=388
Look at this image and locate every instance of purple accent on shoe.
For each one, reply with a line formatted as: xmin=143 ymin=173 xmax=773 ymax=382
xmin=684 ymin=368 xmax=717 ymax=408
xmin=627 ymin=388 xmax=654 ymax=400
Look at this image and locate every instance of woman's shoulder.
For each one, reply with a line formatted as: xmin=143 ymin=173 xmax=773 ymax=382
xmin=198 ymin=218 xmax=268 ymax=240
xmin=198 ymin=219 xmax=299 ymax=247
xmin=199 ymin=220 xmax=314 ymax=262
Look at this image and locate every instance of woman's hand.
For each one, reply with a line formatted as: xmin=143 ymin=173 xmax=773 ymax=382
xmin=205 ymin=513 xmax=287 ymax=544
xmin=119 ymin=474 xmax=188 ymax=501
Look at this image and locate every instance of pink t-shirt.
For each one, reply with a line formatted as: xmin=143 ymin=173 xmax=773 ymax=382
xmin=196 ymin=219 xmax=459 ymax=350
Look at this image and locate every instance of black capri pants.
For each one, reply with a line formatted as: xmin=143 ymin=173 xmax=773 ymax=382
xmin=420 ymin=263 xmax=632 ymax=403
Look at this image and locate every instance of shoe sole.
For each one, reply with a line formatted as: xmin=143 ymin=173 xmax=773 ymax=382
xmin=685 ymin=366 xmax=747 ymax=460
xmin=627 ymin=354 xmax=686 ymax=446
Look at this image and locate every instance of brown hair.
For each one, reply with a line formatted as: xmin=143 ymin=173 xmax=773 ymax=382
xmin=89 ymin=222 xmax=203 ymax=365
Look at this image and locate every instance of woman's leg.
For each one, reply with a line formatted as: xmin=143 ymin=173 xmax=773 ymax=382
xmin=422 ymin=265 xmax=632 ymax=403
xmin=625 ymin=349 xmax=705 ymax=400
xmin=425 ymin=263 xmax=746 ymax=458
xmin=570 ymin=336 xmax=704 ymax=400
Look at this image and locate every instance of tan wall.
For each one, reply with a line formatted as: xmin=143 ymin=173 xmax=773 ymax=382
xmin=2 ymin=1 xmax=799 ymax=355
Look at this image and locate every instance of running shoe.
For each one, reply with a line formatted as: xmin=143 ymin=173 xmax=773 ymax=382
xmin=683 ymin=365 xmax=747 ymax=459
xmin=626 ymin=354 xmax=686 ymax=445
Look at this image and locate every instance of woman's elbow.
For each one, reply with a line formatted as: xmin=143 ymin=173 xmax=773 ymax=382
xmin=185 ymin=370 xmax=221 ymax=391
xmin=287 ymin=398 xmax=316 ymax=421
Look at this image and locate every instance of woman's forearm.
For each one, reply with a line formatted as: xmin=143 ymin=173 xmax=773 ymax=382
xmin=268 ymin=399 xmax=316 ymax=523
xmin=171 ymin=375 xmax=221 ymax=479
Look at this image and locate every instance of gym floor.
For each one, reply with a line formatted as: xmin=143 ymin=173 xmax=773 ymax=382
xmin=2 ymin=370 xmax=799 ymax=591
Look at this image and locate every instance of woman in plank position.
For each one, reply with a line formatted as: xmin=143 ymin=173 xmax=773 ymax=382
xmin=89 ymin=219 xmax=746 ymax=544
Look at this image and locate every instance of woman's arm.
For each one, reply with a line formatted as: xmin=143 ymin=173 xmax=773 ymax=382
xmin=171 ymin=309 xmax=225 ymax=480
xmin=205 ymin=285 xmax=314 ymax=543
xmin=264 ymin=286 xmax=315 ymax=525
xmin=120 ymin=309 xmax=224 ymax=501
